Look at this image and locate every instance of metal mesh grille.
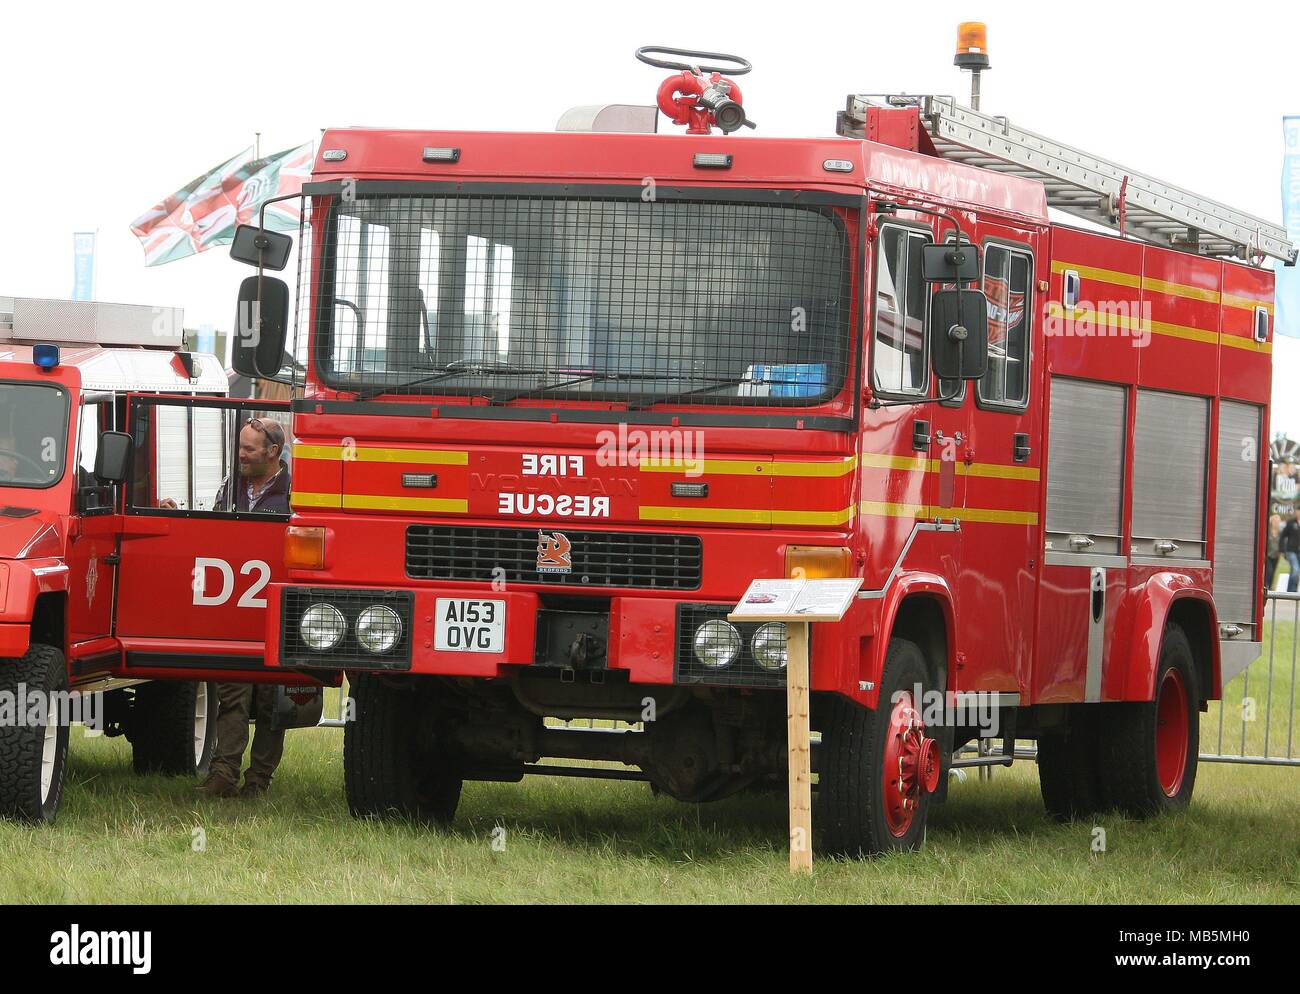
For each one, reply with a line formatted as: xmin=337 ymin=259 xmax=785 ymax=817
xmin=406 ymin=525 xmax=702 ymax=590
xmin=674 ymin=604 xmax=791 ymax=688
xmin=306 ymin=189 xmax=853 ymax=408
xmin=281 ymin=587 xmax=413 ymax=669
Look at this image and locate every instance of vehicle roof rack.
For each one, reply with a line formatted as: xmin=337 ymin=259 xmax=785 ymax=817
xmin=839 ymin=94 xmax=1297 ymax=267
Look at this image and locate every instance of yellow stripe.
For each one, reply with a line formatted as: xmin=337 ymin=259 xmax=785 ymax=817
xmin=1220 ymin=334 xmax=1272 ymax=354
xmin=291 ymin=491 xmax=343 ymax=509
xmin=1223 ymin=292 xmax=1273 ymax=315
xmin=860 ymin=452 xmax=929 ymax=472
xmin=293 ymin=444 xmax=468 ymax=465
xmin=771 ymin=456 xmax=858 ymax=478
xmin=340 ymin=495 xmax=469 ymax=513
xmin=1052 ymin=259 xmax=1273 ymax=315
xmin=639 ymin=458 xmax=766 ymax=476
xmin=1142 ymin=275 xmax=1219 ymax=305
xmin=772 ymin=506 xmax=857 ymax=526
xmin=1050 ymin=260 xmax=1140 ymax=289
xmin=637 ymin=456 xmax=858 ymax=477
xmin=639 ymin=505 xmax=770 ymax=525
xmin=858 ymin=500 xmax=1037 ymax=525
xmin=860 ymin=451 xmax=1039 ymax=481
xmin=1046 ymin=302 xmax=1220 ymax=347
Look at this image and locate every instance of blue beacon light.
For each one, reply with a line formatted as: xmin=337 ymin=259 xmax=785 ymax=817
xmin=33 ymin=344 xmax=60 ymax=371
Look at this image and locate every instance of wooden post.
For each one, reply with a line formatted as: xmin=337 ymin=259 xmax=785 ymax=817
xmin=786 ymin=621 xmax=813 ymax=873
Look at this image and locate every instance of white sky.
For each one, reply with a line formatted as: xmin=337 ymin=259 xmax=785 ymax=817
xmin=4 ymin=0 xmax=1299 ymax=430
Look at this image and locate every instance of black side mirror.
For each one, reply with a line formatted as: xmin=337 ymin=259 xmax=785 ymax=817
xmin=930 ymin=289 xmax=990 ymax=381
xmin=230 ymin=224 xmax=293 ymax=271
xmin=94 ymin=431 xmax=131 ymax=483
xmin=233 ymin=276 xmax=290 ymax=379
xmin=921 ymin=242 xmax=981 ymax=283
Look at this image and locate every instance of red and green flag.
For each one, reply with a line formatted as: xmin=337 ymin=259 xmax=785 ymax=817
xmin=130 ymin=142 xmax=313 ymax=267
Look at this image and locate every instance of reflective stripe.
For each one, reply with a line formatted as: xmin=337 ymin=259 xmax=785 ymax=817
xmin=860 ymin=452 xmax=1039 ymax=481
xmin=639 ymin=505 xmax=770 ymax=525
xmin=858 ymin=500 xmax=1038 ymax=525
xmin=293 ymin=444 xmax=468 ymax=465
xmin=1051 ymin=259 xmax=1274 ymax=315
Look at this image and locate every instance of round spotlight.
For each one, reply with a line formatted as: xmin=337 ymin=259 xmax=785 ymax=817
xmin=752 ymin=623 xmax=788 ymax=671
xmin=300 ymin=603 xmax=346 ymax=652
xmin=693 ymin=619 xmax=742 ymax=669
xmin=356 ymin=604 xmax=403 ymax=655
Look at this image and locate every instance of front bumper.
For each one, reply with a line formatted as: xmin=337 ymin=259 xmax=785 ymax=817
xmin=268 ymin=583 xmax=810 ymax=689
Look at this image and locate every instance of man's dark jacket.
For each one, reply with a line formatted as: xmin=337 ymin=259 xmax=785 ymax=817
xmin=213 ymin=461 xmax=291 ymax=513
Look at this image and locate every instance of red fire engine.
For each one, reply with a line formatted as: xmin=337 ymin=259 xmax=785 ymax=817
xmin=234 ymin=40 xmax=1294 ymax=854
xmin=0 ymin=296 xmax=323 ymax=823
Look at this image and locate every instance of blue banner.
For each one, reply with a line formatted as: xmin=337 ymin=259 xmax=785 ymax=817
xmin=72 ymin=232 xmax=95 ymax=301
xmin=1279 ymin=118 xmax=1300 ymax=338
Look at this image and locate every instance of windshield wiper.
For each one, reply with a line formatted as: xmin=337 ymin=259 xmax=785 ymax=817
xmin=354 ymin=360 xmax=550 ymax=401
xmin=629 ymin=376 xmax=762 ymax=410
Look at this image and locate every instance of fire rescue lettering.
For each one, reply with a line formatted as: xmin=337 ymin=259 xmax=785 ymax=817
xmin=498 ymin=453 xmax=612 ymax=518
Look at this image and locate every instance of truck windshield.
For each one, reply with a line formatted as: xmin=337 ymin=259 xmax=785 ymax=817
xmin=0 ymin=381 xmax=69 ymax=488
xmin=312 ymin=191 xmax=854 ymax=408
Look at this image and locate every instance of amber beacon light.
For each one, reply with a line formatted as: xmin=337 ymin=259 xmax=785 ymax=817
xmin=954 ymin=21 xmax=991 ymax=110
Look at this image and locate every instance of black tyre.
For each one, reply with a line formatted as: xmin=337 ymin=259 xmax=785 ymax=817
xmin=129 ymin=680 xmax=217 ymax=776
xmin=1037 ymin=707 xmax=1106 ymax=821
xmin=344 ymin=674 xmax=461 ymax=826
xmin=1097 ymin=624 xmax=1200 ymax=817
xmin=0 ymin=643 xmax=70 ymax=824
xmin=817 ymin=637 xmax=942 ymax=856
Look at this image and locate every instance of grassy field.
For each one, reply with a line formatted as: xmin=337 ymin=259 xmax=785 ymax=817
xmin=1 ymin=705 xmax=1296 ymax=904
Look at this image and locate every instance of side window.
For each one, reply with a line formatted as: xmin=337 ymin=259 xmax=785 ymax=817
xmin=979 ymin=245 xmax=1032 ymax=408
xmin=75 ymin=398 xmax=115 ymax=513
xmin=872 ymin=226 xmax=931 ymax=395
xmin=127 ymin=401 xmax=292 ymax=517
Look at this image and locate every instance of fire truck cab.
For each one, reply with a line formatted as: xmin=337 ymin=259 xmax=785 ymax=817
xmin=240 ymin=52 xmax=1294 ymax=855
xmin=0 ymin=296 xmax=316 ymax=823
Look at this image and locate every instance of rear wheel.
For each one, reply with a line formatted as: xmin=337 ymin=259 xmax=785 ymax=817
xmin=1097 ymin=624 xmax=1199 ymax=817
xmin=817 ymin=637 xmax=942 ymax=856
xmin=129 ymin=681 xmax=217 ymax=776
xmin=344 ymin=674 xmax=462 ymax=826
xmin=1037 ymin=707 xmax=1106 ymax=821
xmin=0 ymin=643 xmax=70 ymax=824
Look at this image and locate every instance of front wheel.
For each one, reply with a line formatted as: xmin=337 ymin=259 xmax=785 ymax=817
xmin=344 ymin=674 xmax=462 ymax=826
xmin=128 ymin=681 xmax=217 ymax=776
xmin=817 ymin=637 xmax=943 ymax=856
xmin=1097 ymin=624 xmax=1200 ymax=817
xmin=0 ymin=643 xmax=71 ymax=823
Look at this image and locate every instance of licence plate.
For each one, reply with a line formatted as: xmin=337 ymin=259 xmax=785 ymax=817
xmin=434 ymin=598 xmax=506 ymax=653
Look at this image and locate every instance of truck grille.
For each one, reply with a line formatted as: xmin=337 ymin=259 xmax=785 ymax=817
xmin=406 ymin=526 xmax=702 ymax=590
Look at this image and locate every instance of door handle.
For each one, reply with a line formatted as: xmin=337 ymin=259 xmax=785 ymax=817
xmin=1068 ymin=534 xmax=1096 ymax=551
xmin=1013 ymin=433 xmax=1031 ymax=463
xmin=912 ymin=420 xmax=931 ymax=452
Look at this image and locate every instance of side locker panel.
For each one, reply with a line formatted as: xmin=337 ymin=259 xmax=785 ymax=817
xmin=1131 ymin=390 xmax=1210 ymax=563
xmin=1034 ymin=377 xmax=1128 ymax=703
xmin=1214 ymin=401 xmax=1263 ymax=639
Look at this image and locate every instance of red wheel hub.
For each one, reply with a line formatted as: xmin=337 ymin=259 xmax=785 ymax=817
xmin=1155 ymin=667 xmax=1189 ymax=797
xmin=882 ymin=692 xmax=942 ymax=837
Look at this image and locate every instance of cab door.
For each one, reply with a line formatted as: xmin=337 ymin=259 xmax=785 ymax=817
xmin=113 ymin=395 xmax=292 ymax=675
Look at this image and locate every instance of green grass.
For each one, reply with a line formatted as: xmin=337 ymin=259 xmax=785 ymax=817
xmin=1 ymin=712 xmax=1297 ymax=904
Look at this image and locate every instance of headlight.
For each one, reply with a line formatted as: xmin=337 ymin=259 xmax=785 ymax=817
xmin=300 ymin=603 xmax=346 ymax=651
xmin=752 ymin=623 xmax=788 ymax=671
xmin=356 ymin=604 xmax=403 ymax=655
xmin=693 ymin=620 xmax=741 ymax=669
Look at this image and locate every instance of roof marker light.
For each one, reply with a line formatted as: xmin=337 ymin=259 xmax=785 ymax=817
xmin=33 ymin=343 xmax=60 ymax=370
xmin=422 ymin=147 xmax=461 ymax=163
xmin=693 ymin=152 xmax=733 ymax=169
xmin=823 ymin=159 xmax=854 ymax=173
xmin=322 ymin=149 xmax=347 ymax=162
